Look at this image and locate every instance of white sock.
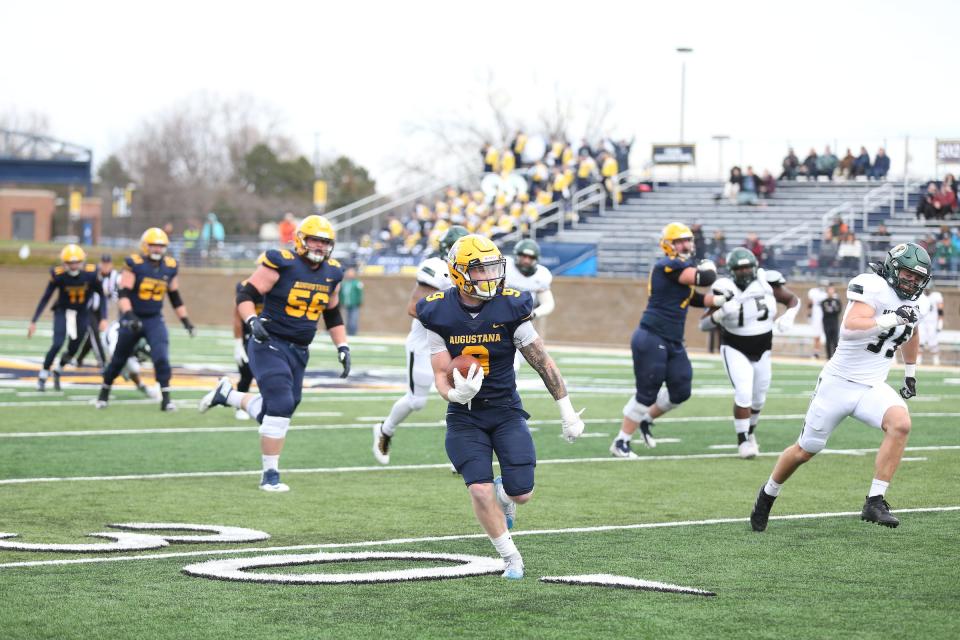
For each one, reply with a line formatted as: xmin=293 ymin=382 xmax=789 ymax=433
xmin=382 ymin=397 xmax=413 ymax=436
xmin=490 ymin=531 xmax=519 ymax=560
xmin=262 ymin=454 xmax=279 ymax=472
xmin=225 ymin=389 xmax=244 ymax=409
xmin=617 ymin=430 xmax=633 ymax=442
xmin=868 ymin=478 xmax=889 ymax=498
xmin=764 ymin=476 xmax=782 ymax=497
xmin=734 ymin=418 xmax=750 ymax=434
xmin=246 ymin=395 xmax=263 ymax=420
xmin=750 ymin=411 xmax=761 ymax=429
xmin=39 ymin=370 xmax=49 ymax=380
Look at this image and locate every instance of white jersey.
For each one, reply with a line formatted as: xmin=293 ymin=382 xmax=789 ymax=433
xmin=505 ymin=260 xmax=553 ymax=293
xmin=713 ymin=268 xmax=782 ymax=337
xmin=407 ymin=256 xmax=454 ymax=352
xmin=918 ymin=290 xmax=943 ymax=330
xmin=823 ymin=273 xmax=919 ymax=386
xmin=807 ymin=286 xmax=826 ymax=325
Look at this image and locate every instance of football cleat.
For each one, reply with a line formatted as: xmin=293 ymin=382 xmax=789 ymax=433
xmin=259 ymin=469 xmax=290 ymax=492
xmin=738 ymin=440 xmax=757 ymax=459
xmin=52 ymin=369 xmax=62 ymax=391
xmin=609 ymin=439 xmax=639 ymax=459
xmin=493 ymin=476 xmax=516 ymax=530
xmin=94 ymin=386 xmax=110 ymax=409
xmin=36 ymin=378 xmax=46 ymax=392
xmin=372 ymin=422 xmax=391 ymax=465
xmin=750 ymin=485 xmax=777 ymax=532
xmin=198 ymin=376 xmax=233 ymax=413
xmin=94 ymin=400 xmax=108 ymax=409
xmin=235 ymin=409 xmax=250 ymax=421
xmin=638 ymin=419 xmax=657 ymax=448
xmin=161 ymin=399 xmax=178 ymax=412
xmin=748 ymin=432 xmax=759 ymax=453
xmin=861 ymin=495 xmax=899 ymax=528
xmin=502 ymin=554 xmax=524 ymax=580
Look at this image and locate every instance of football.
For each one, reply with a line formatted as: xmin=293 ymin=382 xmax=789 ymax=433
xmin=447 ymin=353 xmax=483 ymax=385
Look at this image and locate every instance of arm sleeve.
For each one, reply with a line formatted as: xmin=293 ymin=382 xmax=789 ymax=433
xmin=32 ymin=280 xmax=57 ymax=323
xmin=511 ymin=320 xmax=539 ymax=348
xmin=532 ymin=290 xmax=555 ymax=318
xmin=426 ymin=329 xmax=447 ymax=355
xmin=688 ymin=291 xmax=707 ymax=308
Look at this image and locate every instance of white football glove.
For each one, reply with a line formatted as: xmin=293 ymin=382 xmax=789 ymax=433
xmin=876 ymin=305 xmax=918 ymax=330
xmin=234 ymin=338 xmax=248 ymax=366
xmin=557 ymin=396 xmax=585 ymax=443
xmin=447 ymin=363 xmax=484 ymax=409
xmin=711 ymin=284 xmax=737 ymax=305
xmin=775 ymin=305 xmax=800 ymax=333
xmin=712 ymin=299 xmax=740 ymax=324
xmin=937 ymin=318 xmax=944 ymax=332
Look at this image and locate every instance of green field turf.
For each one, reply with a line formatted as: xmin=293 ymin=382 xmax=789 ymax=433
xmin=1 ymin=319 xmax=958 ymax=639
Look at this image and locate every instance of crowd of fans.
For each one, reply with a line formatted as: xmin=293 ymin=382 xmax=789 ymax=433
xmin=916 ymin=174 xmax=957 ymax=220
xmin=780 ymin=146 xmax=890 ymax=181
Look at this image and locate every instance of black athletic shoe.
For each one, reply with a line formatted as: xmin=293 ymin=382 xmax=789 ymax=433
xmin=639 ymin=419 xmax=657 ymax=448
xmin=52 ymin=369 xmax=61 ymax=391
xmin=750 ymin=485 xmax=777 ymax=532
xmin=609 ymin=438 xmax=639 ymax=459
xmin=861 ymin=495 xmax=899 ymax=528
xmin=161 ymin=391 xmax=177 ymax=412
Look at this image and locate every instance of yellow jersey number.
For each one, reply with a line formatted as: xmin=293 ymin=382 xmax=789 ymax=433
xmin=66 ymin=286 xmax=87 ymax=305
xmin=285 ymin=288 xmax=329 ymax=321
xmin=461 ymin=345 xmax=491 ymax=375
xmin=138 ymin=278 xmax=166 ymax=301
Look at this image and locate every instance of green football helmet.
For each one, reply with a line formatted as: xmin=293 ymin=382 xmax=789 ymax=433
xmin=726 ymin=247 xmax=758 ymax=290
xmin=881 ymin=242 xmax=932 ymax=301
xmin=438 ymin=225 xmax=469 ymax=257
xmin=514 ymin=239 xmax=541 ymax=276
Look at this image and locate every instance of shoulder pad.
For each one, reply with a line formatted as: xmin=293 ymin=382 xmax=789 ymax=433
xmin=53 ymin=266 xmax=65 ymax=275
xmin=280 ymin=249 xmax=295 ymax=261
xmin=259 ymin=249 xmax=293 ymax=270
xmin=501 ymin=288 xmax=535 ymax=321
xmin=713 ymin=276 xmax=735 ymax=291
xmin=128 ymin=253 xmax=144 ymax=265
xmin=660 ymin=257 xmax=689 ymax=273
xmin=84 ymin=264 xmax=97 ymax=272
xmin=847 ymin=273 xmax=885 ymax=304
xmin=163 ymin=256 xmax=177 ymax=268
xmin=763 ymin=269 xmax=786 ymax=285
xmin=327 ymin=257 xmax=341 ymax=268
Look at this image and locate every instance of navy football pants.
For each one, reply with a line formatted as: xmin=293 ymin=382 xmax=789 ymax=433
xmin=103 ymin=314 xmax=171 ymax=388
xmin=630 ymin=326 xmax=693 ymax=406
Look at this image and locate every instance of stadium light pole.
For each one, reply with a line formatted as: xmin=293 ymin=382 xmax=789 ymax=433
xmin=677 ymin=47 xmax=693 ymax=181
xmin=712 ymin=135 xmax=730 ymax=181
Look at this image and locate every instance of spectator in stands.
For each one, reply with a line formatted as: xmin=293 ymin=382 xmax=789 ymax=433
xmin=837 ymin=232 xmax=863 ymax=273
xmin=870 ymin=222 xmax=892 ymax=254
xmin=918 ymin=233 xmax=937 ymax=255
xmin=577 ymin=138 xmax=593 ymax=158
xmin=852 ymin=146 xmax=871 ymax=179
xmin=600 ymin=152 xmax=621 ymax=206
xmin=944 ymin=173 xmax=958 ymax=199
xmin=482 ymin=143 xmax=499 ymax=173
xmin=278 ymin=212 xmax=297 ymax=246
xmin=829 ymin=215 xmax=849 ymax=240
xmin=341 ymin=267 xmax=364 ymax=336
xmin=708 ymin=229 xmax=727 ymax=266
xmin=182 ymin=220 xmax=200 ymax=267
xmin=511 ymin=131 xmax=528 ymax=168
xmin=759 ymin=170 xmax=776 ymax=198
xmin=737 ymin=166 xmax=761 ymax=205
xmin=937 ymin=181 xmax=957 ymax=216
xmin=818 ymin=230 xmax=838 ymax=276
xmin=952 ymin=227 xmax=960 ymax=272
xmin=744 ymin=232 xmax=765 ymax=263
xmin=868 ymin=147 xmax=890 ymax=180
xmin=575 ymin=152 xmax=598 ymax=192
xmin=816 ymin=146 xmax=839 ymax=181
xmin=500 ymin=148 xmax=516 ymax=175
xmin=723 ymin=166 xmax=742 ymax=203
xmin=798 ymin=148 xmax=818 ymax=180
xmin=201 ymin=212 xmax=225 ymax=263
xmin=934 ymin=236 xmax=956 ymax=273
xmin=691 ymin=224 xmax=707 ymax=260
xmin=917 ymin=182 xmax=941 ymax=220
xmin=779 ymin=148 xmax=800 ymax=180
xmin=611 ymin=138 xmax=634 ymax=173
xmin=838 ymin=148 xmax=856 ymax=179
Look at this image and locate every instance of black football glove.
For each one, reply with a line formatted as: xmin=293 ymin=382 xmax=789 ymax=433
xmin=900 ymin=377 xmax=917 ymax=400
xmin=246 ymin=316 xmax=270 ymax=343
xmin=337 ymin=345 xmax=351 ymax=379
xmin=180 ymin=317 xmax=197 ymax=338
xmin=894 ymin=305 xmax=919 ymax=325
xmin=120 ymin=310 xmax=142 ymax=334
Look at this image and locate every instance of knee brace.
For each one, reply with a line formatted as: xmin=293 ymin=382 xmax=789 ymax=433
xmin=246 ymin=395 xmax=264 ymax=421
xmin=622 ymin=396 xmax=648 ymax=422
xmin=258 ymin=415 xmax=290 ymax=439
xmin=656 ymin=386 xmax=684 ymax=412
xmin=406 ymin=392 xmax=428 ymax=412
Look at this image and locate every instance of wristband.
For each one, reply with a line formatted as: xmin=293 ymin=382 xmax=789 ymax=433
xmin=556 ymin=395 xmax=574 ymax=417
xmin=904 ymin=364 xmax=916 ymax=378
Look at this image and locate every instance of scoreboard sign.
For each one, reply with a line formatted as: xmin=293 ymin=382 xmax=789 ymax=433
xmin=652 ymin=144 xmax=696 ymax=165
xmin=936 ymin=139 xmax=960 ymax=163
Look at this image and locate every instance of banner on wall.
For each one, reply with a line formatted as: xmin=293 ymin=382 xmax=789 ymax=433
xmin=538 ymin=242 xmax=597 ymax=277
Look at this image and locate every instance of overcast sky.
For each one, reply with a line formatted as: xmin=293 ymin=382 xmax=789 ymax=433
xmin=4 ymin=0 xmax=959 ymax=187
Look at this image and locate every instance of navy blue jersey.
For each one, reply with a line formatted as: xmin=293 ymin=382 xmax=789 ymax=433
xmin=236 ymin=280 xmax=265 ymax=340
xmin=125 ymin=253 xmax=179 ymax=317
xmin=417 ymin=287 xmax=533 ymax=403
xmin=32 ymin=264 xmax=101 ymax=322
xmin=257 ymin=249 xmax=344 ymax=345
xmin=640 ymin=256 xmax=696 ymax=343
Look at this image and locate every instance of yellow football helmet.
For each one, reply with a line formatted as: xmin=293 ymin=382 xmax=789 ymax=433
xmin=60 ymin=244 xmax=86 ymax=275
xmin=447 ymin=234 xmax=505 ymax=301
xmin=294 ymin=215 xmax=336 ymax=263
xmin=659 ymin=222 xmax=694 ymax=260
xmin=140 ymin=227 xmax=169 ymax=261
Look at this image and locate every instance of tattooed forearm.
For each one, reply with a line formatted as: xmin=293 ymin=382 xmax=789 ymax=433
xmin=519 ymin=338 xmax=567 ymax=400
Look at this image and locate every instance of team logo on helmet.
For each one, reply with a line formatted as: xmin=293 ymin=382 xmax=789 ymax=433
xmin=140 ymin=228 xmax=169 ymax=261
xmin=447 ymin=234 xmax=506 ymax=301
xmin=294 ymin=215 xmax=336 ymax=264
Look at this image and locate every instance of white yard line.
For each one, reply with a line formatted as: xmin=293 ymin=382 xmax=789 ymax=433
xmin=2 ymin=446 xmax=958 ymax=485
xmin=1 ymin=505 xmax=957 ymax=570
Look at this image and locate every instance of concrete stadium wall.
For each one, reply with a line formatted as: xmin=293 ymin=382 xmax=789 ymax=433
xmin=6 ymin=266 xmax=959 ymax=351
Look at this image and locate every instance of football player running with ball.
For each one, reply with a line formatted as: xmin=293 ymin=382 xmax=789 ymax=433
xmin=96 ymin=228 xmax=195 ymax=411
xmin=417 ymin=234 xmax=585 ymax=580
xmin=610 ymin=222 xmax=731 ymax=458
xmin=751 ymin=243 xmax=931 ymax=531
xmin=504 ymin=239 xmax=555 ymax=375
xmin=699 ymin=248 xmax=800 ymax=459
xmin=372 ymin=225 xmax=468 ymax=464
xmin=28 ymin=244 xmax=103 ymax=391
xmin=199 ymin=215 xmax=350 ymax=492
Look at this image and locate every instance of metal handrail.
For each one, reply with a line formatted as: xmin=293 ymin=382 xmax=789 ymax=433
xmin=331 ymin=177 xmax=469 ymax=236
xmin=822 ymin=202 xmax=856 ymax=231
